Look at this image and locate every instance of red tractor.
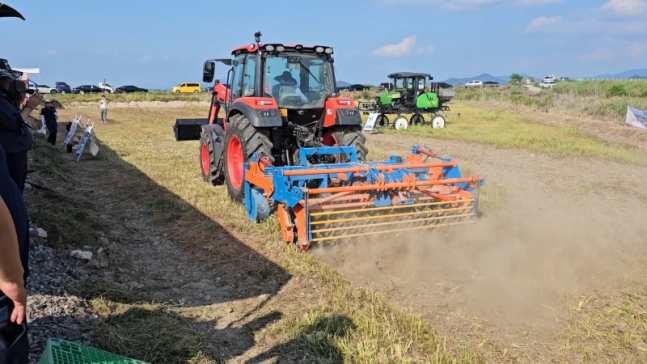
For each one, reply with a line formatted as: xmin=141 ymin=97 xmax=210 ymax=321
xmin=174 ymin=32 xmax=368 ymax=202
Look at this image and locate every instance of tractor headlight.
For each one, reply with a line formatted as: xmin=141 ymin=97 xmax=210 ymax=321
xmin=276 ymin=45 xmax=285 ymax=52
xmin=315 ymin=46 xmax=324 ymax=53
xmin=324 ymin=48 xmax=333 ymax=54
xmin=265 ymin=45 xmax=275 ymax=51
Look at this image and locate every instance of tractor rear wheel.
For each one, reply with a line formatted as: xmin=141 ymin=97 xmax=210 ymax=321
xmin=322 ymin=125 xmax=368 ymax=162
xmin=223 ymin=114 xmax=274 ymax=202
xmin=199 ymin=126 xmax=225 ymax=185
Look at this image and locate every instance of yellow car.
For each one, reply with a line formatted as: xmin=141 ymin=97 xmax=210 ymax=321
xmin=172 ymin=82 xmax=202 ymax=93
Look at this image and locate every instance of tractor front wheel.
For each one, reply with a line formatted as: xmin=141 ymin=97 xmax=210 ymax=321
xmin=321 ymin=125 xmax=368 ymax=162
xmin=223 ymin=114 xmax=274 ymax=203
xmin=199 ymin=126 xmax=225 ymax=185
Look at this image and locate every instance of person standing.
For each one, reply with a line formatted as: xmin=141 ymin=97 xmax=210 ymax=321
xmin=40 ymin=99 xmax=58 ymax=145
xmin=0 ymin=59 xmax=43 ymax=193
xmin=0 ymin=144 xmax=30 ymax=364
xmin=99 ymin=94 xmax=108 ymax=123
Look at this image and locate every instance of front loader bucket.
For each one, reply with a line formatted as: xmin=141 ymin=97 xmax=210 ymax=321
xmin=243 ymin=145 xmax=485 ymax=251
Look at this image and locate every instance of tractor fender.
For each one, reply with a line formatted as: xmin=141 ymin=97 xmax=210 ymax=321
xmin=227 ymin=98 xmax=282 ymax=128
xmin=323 ymin=97 xmax=362 ymax=127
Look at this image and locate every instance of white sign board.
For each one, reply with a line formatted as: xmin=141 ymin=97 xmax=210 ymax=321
xmin=625 ymin=106 xmax=647 ymax=130
xmin=75 ymin=123 xmax=94 ymax=162
xmin=63 ymin=117 xmax=80 ymax=145
xmin=363 ymin=113 xmax=379 ymax=132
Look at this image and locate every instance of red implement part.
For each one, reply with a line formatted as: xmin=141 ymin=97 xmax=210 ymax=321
xmin=227 ymin=135 xmax=244 ymax=189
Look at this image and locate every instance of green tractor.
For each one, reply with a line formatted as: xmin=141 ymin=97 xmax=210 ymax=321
xmin=359 ymin=72 xmax=455 ymax=130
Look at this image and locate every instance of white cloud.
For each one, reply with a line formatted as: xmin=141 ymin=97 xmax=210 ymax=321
xmin=161 ymin=55 xmax=170 ymax=60
xmin=140 ymin=55 xmax=152 ymax=62
xmin=580 ymin=49 xmax=615 ymax=60
xmin=516 ymin=0 xmax=562 ymax=3
xmin=415 ymin=45 xmax=435 ymax=54
xmin=600 ymin=0 xmax=647 ymax=16
xmin=379 ymin=0 xmax=561 ymax=8
xmin=44 ymin=50 xmax=58 ymax=55
xmin=525 ymin=16 xmax=562 ymax=32
xmin=372 ymin=36 xmax=417 ymax=57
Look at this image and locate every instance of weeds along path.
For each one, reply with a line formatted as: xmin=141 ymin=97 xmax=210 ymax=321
xmin=313 ymin=131 xmax=647 ymax=363
xmin=42 ymin=107 xmax=489 ymax=363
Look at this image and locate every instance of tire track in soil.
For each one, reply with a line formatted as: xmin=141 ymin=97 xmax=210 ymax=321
xmin=312 ymin=132 xmax=647 ymax=363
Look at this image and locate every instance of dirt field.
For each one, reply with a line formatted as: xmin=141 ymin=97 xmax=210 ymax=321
xmin=26 ymin=101 xmax=647 ymax=363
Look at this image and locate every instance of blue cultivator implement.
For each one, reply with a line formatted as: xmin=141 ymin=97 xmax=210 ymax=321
xmin=244 ymin=145 xmax=485 ymax=251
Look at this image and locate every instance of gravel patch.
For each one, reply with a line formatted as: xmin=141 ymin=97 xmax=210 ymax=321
xmin=26 ymin=229 xmax=100 ymax=363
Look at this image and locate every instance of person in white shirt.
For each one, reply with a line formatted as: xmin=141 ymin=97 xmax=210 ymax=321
xmin=99 ymin=94 xmax=108 ymax=123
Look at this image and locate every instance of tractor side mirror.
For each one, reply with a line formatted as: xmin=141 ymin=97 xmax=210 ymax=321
xmin=203 ymin=61 xmax=216 ymax=83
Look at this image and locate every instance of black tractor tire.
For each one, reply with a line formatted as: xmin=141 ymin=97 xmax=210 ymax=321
xmin=199 ymin=125 xmax=225 ymax=185
xmin=223 ymin=114 xmax=274 ymax=203
xmin=322 ymin=125 xmax=369 ymax=162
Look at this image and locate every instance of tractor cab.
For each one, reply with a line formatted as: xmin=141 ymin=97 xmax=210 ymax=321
xmin=388 ymin=72 xmax=433 ymax=107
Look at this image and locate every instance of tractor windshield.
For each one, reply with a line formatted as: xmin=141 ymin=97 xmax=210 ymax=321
xmin=263 ymin=53 xmax=334 ymax=109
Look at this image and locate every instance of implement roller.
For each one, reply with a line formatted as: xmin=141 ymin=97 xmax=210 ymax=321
xmin=244 ymin=145 xmax=484 ymax=251
xmin=173 ymin=31 xmax=485 ymax=251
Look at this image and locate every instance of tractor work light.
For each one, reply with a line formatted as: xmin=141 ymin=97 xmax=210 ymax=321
xmin=315 ymin=46 xmax=324 ymax=53
xmin=265 ymin=45 xmax=275 ymax=51
xmin=325 ymin=48 xmax=333 ymax=54
xmin=276 ymin=45 xmax=285 ymax=52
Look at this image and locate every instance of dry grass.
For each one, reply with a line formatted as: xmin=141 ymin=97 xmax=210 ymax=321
xmin=455 ymin=84 xmax=647 ymax=123
xmin=360 ymin=104 xmax=647 ymax=166
xmin=50 ymin=92 xmax=211 ymax=105
xmin=26 ymin=106 xmax=488 ymax=363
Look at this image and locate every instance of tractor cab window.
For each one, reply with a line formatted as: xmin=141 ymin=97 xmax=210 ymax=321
xmin=393 ymin=78 xmax=404 ymax=89
xmin=230 ymin=55 xmax=246 ymax=100
xmin=263 ymin=53 xmax=333 ymax=109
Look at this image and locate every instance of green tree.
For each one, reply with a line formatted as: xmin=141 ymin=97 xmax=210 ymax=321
xmin=509 ymin=73 xmax=523 ymax=84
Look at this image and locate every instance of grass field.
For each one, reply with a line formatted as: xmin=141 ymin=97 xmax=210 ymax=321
xmin=359 ymin=103 xmax=647 ymax=165
xmin=23 ymin=86 xmax=647 ymax=363
xmin=47 ymin=91 xmax=212 ymax=104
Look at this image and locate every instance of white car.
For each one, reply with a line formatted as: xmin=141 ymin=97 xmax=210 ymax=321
xmin=34 ymin=84 xmax=58 ymax=94
xmin=465 ymin=80 xmax=483 ymax=88
xmin=540 ymin=80 xmax=556 ymax=88
xmin=98 ymin=82 xmax=114 ymax=93
xmin=542 ymin=75 xmax=556 ymax=83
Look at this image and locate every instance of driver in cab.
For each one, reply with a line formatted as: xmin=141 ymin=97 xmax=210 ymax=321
xmin=272 ymin=71 xmax=308 ymax=103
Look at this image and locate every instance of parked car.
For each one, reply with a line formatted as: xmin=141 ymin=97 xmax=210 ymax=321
xmin=465 ymin=80 xmax=483 ymax=88
xmin=379 ymin=82 xmax=394 ymax=91
xmin=540 ymin=80 xmax=556 ymax=88
xmin=114 ymin=85 xmax=148 ymax=93
xmin=171 ymin=82 xmax=202 ymax=93
xmin=483 ymin=80 xmax=499 ymax=86
xmin=98 ymin=82 xmax=114 ymax=93
xmin=35 ymin=84 xmax=58 ymax=94
xmin=432 ymin=82 xmax=453 ymax=89
xmin=72 ymin=85 xmax=105 ymax=94
xmin=348 ymin=84 xmax=368 ymax=91
xmin=56 ymin=81 xmax=72 ymax=94
xmin=542 ymin=75 xmax=556 ymax=83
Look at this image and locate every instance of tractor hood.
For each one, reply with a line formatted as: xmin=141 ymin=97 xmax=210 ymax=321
xmin=0 ymin=3 xmax=25 ymax=20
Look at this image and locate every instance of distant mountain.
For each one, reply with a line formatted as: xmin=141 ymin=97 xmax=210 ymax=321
xmin=443 ymin=73 xmax=504 ymax=86
xmin=336 ymin=81 xmax=351 ymax=87
xmin=630 ymin=75 xmax=647 ymax=79
xmin=591 ymin=69 xmax=647 ymax=80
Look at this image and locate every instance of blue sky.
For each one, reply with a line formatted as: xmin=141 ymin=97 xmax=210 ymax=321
xmin=2 ymin=0 xmax=646 ymax=89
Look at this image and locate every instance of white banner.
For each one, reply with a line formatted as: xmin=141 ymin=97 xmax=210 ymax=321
xmin=625 ymin=106 xmax=647 ymax=130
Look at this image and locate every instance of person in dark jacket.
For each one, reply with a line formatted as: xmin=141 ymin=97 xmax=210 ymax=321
xmin=40 ymin=99 xmax=58 ymax=145
xmin=0 ymin=58 xmax=44 ymax=193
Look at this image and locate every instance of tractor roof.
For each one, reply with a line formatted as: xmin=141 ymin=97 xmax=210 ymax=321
xmin=388 ymin=72 xmax=432 ymax=79
xmin=231 ymin=43 xmax=333 ymax=55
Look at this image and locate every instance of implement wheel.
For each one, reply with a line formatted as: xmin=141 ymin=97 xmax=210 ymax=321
xmin=375 ymin=114 xmax=389 ymax=128
xmin=322 ymin=125 xmax=368 ymax=162
xmin=223 ymin=114 xmax=274 ymax=202
xmin=410 ymin=113 xmax=425 ymax=125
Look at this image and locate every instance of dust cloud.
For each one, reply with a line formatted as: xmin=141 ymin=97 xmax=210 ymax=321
xmin=313 ymin=195 xmax=646 ymax=327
